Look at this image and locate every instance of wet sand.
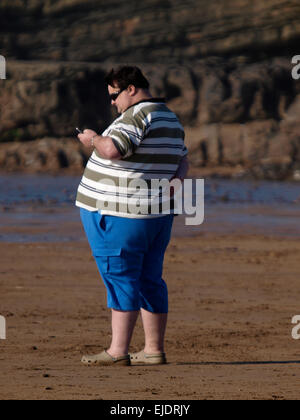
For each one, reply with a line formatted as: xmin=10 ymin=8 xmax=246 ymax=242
xmin=1 ymin=223 xmax=300 ymax=400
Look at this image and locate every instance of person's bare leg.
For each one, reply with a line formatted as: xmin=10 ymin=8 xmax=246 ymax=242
xmin=107 ymin=309 xmax=139 ymax=358
xmin=140 ymin=308 xmax=168 ymax=354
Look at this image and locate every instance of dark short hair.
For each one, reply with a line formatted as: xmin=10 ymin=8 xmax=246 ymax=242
xmin=105 ymin=66 xmax=150 ymax=90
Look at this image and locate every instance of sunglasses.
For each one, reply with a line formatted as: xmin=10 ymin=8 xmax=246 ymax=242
xmin=109 ymin=87 xmax=127 ymax=101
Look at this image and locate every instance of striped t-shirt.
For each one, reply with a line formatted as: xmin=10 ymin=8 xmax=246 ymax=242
xmin=75 ymin=98 xmax=188 ymax=218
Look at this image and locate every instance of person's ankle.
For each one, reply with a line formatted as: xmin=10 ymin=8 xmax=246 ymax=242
xmin=144 ymin=347 xmax=164 ymax=355
xmin=106 ymin=348 xmax=128 ymax=358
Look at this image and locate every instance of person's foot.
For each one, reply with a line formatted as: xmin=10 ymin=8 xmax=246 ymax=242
xmin=81 ymin=350 xmax=130 ymax=366
xmin=130 ymin=350 xmax=167 ymax=365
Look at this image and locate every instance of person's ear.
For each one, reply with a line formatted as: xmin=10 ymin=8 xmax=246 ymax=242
xmin=127 ymin=84 xmax=137 ymax=96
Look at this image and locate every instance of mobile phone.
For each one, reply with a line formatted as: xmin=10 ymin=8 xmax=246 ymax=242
xmin=76 ymin=127 xmax=83 ymax=134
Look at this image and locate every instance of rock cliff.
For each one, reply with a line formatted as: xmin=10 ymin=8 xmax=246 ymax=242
xmin=1 ymin=0 xmax=300 ymax=63
xmin=0 ymin=0 xmax=300 ymax=179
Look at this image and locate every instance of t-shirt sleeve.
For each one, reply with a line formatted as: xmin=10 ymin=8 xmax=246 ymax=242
xmin=108 ymin=111 xmax=148 ymax=158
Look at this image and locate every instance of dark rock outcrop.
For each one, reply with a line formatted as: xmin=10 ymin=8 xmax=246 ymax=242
xmin=0 ymin=61 xmax=111 ymax=141
xmin=1 ymin=0 xmax=300 ymax=63
xmin=1 ymin=1 xmax=300 ymax=179
xmin=0 ymin=137 xmax=89 ymax=174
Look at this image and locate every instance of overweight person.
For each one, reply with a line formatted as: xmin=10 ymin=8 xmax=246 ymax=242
xmin=76 ymin=66 xmax=189 ymax=366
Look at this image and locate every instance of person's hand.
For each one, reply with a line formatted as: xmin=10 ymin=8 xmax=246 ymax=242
xmin=78 ymin=129 xmax=97 ymax=148
xmin=170 ymin=175 xmax=184 ymax=183
xmin=169 ymin=176 xmax=183 ymax=197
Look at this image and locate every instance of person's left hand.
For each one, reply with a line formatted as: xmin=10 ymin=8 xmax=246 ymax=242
xmin=78 ymin=129 xmax=97 ymax=147
xmin=169 ymin=176 xmax=183 ymax=197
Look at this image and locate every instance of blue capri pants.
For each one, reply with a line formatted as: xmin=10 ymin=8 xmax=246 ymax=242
xmin=80 ymin=209 xmax=174 ymax=313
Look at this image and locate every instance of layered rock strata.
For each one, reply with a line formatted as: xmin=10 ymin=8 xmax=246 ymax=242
xmin=1 ymin=0 xmax=300 ymax=178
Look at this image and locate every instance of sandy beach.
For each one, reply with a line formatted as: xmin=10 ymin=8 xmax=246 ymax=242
xmin=1 ymin=0 xmax=300 ymax=402
xmin=1 ymin=222 xmax=300 ymax=400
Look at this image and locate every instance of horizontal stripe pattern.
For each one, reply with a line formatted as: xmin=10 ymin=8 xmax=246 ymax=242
xmin=76 ymin=99 xmax=187 ymax=217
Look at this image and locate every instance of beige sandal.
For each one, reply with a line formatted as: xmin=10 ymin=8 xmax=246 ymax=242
xmin=130 ymin=350 xmax=167 ymax=365
xmin=81 ymin=350 xmax=130 ymax=366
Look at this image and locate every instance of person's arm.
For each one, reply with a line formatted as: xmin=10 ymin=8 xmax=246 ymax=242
xmin=172 ymin=155 xmax=189 ymax=182
xmin=170 ymin=155 xmax=189 ymax=198
xmin=78 ymin=129 xmax=122 ymax=160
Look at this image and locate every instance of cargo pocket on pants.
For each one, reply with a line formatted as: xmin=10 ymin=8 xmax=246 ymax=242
xmin=92 ymin=248 xmax=122 ymax=274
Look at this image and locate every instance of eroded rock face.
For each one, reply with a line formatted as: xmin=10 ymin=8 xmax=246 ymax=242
xmin=0 ymin=0 xmax=300 ymax=178
xmin=1 ymin=0 xmax=300 ymax=63
xmin=0 ymin=137 xmax=89 ymax=174
xmin=1 ymin=58 xmax=300 ymax=179
xmin=0 ymin=61 xmax=111 ymax=141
